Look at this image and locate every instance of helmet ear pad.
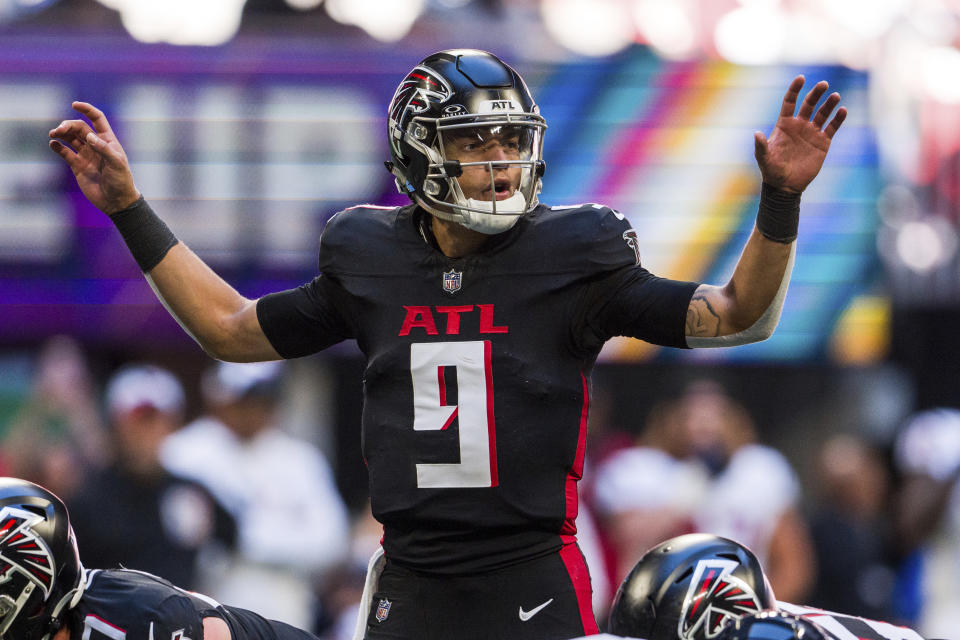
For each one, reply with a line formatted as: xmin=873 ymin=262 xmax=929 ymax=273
xmin=395 ymin=129 xmax=453 ymax=204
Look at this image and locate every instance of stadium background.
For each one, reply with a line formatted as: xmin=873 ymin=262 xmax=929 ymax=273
xmin=1 ymin=0 xmax=958 ymax=517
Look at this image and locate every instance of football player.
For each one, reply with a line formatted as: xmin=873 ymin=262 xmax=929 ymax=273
xmin=48 ymin=49 xmax=845 ymax=639
xmin=581 ymin=533 xmax=929 ymax=640
xmin=0 ymin=477 xmax=319 ymax=640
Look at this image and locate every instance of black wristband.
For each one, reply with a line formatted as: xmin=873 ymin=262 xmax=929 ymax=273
xmin=756 ymin=182 xmax=801 ymax=243
xmin=110 ymin=196 xmax=179 ymax=272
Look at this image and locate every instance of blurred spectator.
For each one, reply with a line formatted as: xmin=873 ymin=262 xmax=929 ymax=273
xmin=675 ymin=379 xmax=815 ymax=604
xmin=161 ymin=361 xmax=350 ymax=630
xmin=317 ymin=503 xmax=380 ymax=640
xmin=808 ymin=433 xmax=896 ymax=619
xmin=892 ymin=407 xmax=960 ymax=637
xmin=592 ymin=381 xmax=815 ymax=608
xmin=574 ymin=496 xmax=611 ymax=622
xmin=582 ymin=385 xmax=634 ymax=477
xmin=575 ymin=386 xmax=630 ymax=621
xmin=68 ymin=364 xmax=237 ymax=589
xmin=2 ymin=335 xmax=108 ymax=499
xmin=592 ymin=398 xmax=707 ymax=595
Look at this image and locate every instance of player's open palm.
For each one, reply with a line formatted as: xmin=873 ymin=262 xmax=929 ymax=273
xmin=755 ymin=75 xmax=847 ymax=194
xmin=48 ymin=102 xmax=140 ymax=214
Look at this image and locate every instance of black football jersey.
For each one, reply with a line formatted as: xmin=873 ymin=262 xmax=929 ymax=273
xmin=67 ymin=569 xmax=317 ymax=640
xmin=257 ymin=203 xmax=698 ymax=573
xmin=67 ymin=570 xmax=208 ymax=640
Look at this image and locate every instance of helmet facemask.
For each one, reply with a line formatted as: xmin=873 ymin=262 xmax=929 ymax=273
xmin=413 ymin=114 xmax=545 ymax=234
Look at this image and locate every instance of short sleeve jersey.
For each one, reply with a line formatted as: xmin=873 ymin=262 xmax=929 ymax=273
xmin=68 ymin=570 xmax=208 ymax=640
xmin=69 ymin=569 xmax=317 ymax=640
xmin=257 ymin=203 xmax=698 ymax=573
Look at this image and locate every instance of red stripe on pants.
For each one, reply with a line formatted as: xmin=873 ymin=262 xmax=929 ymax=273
xmin=559 ymin=538 xmax=599 ymax=635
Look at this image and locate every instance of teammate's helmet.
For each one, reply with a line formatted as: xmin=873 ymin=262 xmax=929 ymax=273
xmin=608 ymin=533 xmax=776 ymax=640
xmin=385 ymin=49 xmax=546 ymax=233
xmin=719 ymin=612 xmax=830 ymax=640
xmin=0 ymin=478 xmax=85 ymax=640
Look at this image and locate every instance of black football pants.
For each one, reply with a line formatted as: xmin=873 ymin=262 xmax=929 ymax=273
xmin=363 ymin=542 xmax=597 ymax=640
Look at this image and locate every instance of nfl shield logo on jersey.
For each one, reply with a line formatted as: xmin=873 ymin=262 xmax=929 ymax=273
xmin=442 ymin=269 xmax=462 ymax=294
xmin=375 ymin=598 xmax=392 ymax=623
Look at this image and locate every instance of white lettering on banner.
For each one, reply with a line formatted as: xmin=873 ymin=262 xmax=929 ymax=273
xmin=0 ymin=83 xmax=72 ymax=261
xmin=118 ymin=83 xmax=379 ymax=267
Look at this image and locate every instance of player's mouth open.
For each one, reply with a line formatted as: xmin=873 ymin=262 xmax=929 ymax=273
xmin=488 ymin=179 xmax=513 ymax=201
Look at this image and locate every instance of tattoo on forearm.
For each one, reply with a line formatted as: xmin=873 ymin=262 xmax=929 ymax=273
xmin=686 ymin=293 xmax=721 ymax=337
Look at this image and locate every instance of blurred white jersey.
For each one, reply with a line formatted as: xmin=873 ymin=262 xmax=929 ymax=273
xmin=592 ymin=446 xmax=707 ymax=515
xmin=893 ymin=407 xmax=960 ymax=638
xmin=693 ymin=444 xmax=799 ymax=564
xmin=161 ymin=416 xmax=350 ymax=629
xmin=574 ymin=501 xmax=610 ymax=617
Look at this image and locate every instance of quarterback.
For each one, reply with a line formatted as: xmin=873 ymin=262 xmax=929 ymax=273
xmin=49 ymin=50 xmax=845 ymax=639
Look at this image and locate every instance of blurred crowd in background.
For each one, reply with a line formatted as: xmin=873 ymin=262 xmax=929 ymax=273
xmin=2 ymin=334 xmax=960 ymax=638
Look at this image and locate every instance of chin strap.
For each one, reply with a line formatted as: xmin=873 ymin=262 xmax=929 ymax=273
xmin=40 ymin=567 xmax=88 ymax=640
xmin=462 ymin=190 xmax=527 ymax=216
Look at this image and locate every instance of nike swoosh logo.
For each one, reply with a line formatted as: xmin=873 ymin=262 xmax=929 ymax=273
xmin=149 ymin=622 xmax=155 ymax=640
xmin=518 ymin=598 xmax=554 ymax=622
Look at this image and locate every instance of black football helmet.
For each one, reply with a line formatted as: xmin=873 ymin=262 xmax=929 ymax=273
xmin=719 ymin=612 xmax=831 ymax=640
xmin=0 ymin=478 xmax=85 ymax=640
xmin=608 ymin=534 xmax=776 ymax=640
xmin=385 ymin=49 xmax=546 ymax=233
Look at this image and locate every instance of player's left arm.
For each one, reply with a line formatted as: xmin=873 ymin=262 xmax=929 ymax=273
xmin=201 ymin=611 xmax=322 ymax=640
xmin=686 ymin=76 xmax=846 ymax=347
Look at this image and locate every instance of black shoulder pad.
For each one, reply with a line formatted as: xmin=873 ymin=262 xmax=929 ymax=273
xmin=519 ymin=203 xmax=642 ymax=274
xmin=318 ymin=204 xmax=405 ymax=274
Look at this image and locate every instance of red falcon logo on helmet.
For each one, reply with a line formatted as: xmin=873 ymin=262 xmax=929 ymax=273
xmin=389 ymin=66 xmax=452 ymax=124
xmin=678 ymin=559 xmax=766 ymax=640
xmin=0 ymin=507 xmax=56 ymax=599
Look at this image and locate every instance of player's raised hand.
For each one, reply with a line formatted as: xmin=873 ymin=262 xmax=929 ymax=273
xmin=48 ymin=102 xmax=141 ymax=214
xmin=754 ymin=75 xmax=847 ymax=194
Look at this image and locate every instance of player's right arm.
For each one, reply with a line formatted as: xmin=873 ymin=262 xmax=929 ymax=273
xmin=49 ymin=102 xmax=279 ymax=362
xmin=201 ymin=606 xmax=323 ymax=640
